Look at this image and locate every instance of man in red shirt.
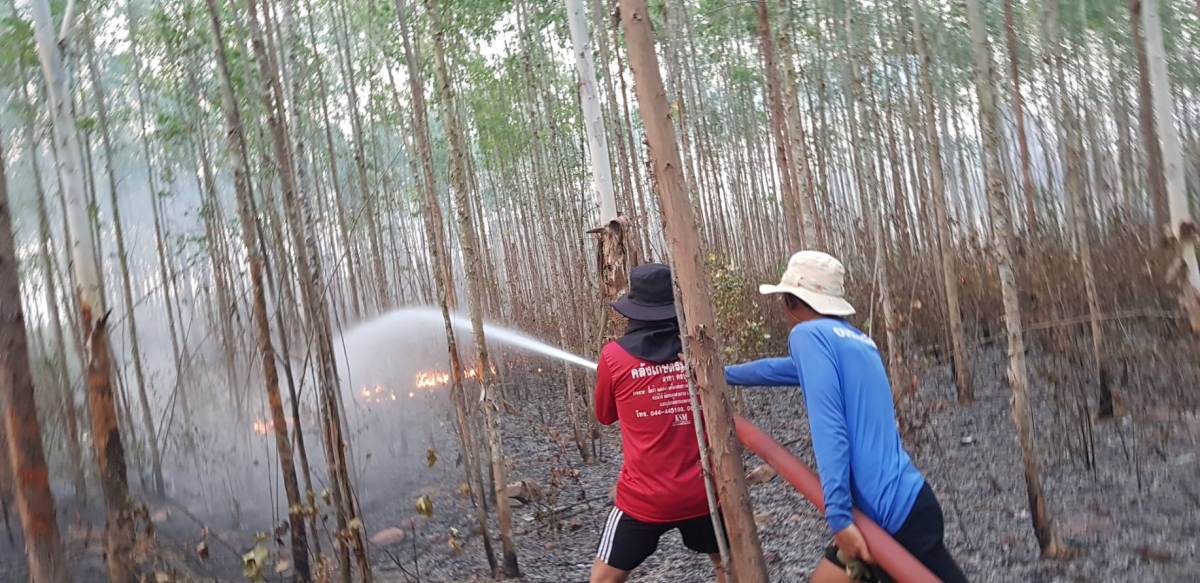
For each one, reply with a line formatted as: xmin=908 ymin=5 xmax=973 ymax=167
xmin=590 ymin=263 xmax=726 ymax=583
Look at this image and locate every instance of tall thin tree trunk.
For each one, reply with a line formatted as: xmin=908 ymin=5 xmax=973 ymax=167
xmin=333 ymin=0 xmax=389 ymax=313
xmin=757 ymin=0 xmax=804 ymax=251
xmin=780 ymin=0 xmax=820 ymax=249
xmin=1 ymin=137 xmax=70 ymax=583
xmin=302 ymin=0 xmax=364 ymax=321
xmin=567 ymin=0 xmax=630 ymax=359
xmin=19 ymin=95 xmax=88 ymax=508
xmin=426 ymin=0 xmax=520 ymax=575
xmin=188 ymin=67 xmax=241 ymax=387
xmin=31 ymin=1 xmax=137 ymax=579
xmin=84 ymin=13 xmax=165 ymax=497
xmin=965 ymin=0 xmax=1065 ymax=558
xmin=619 ymin=0 xmax=769 ymax=579
xmin=127 ymin=5 xmax=192 ymax=423
xmin=238 ymin=0 xmax=322 ymax=578
xmin=1140 ymin=0 xmax=1200 ymax=345
xmin=913 ymin=0 xmax=972 ymax=402
xmin=1046 ymin=0 xmax=1111 ymax=420
xmin=1129 ymin=0 xmax=1169 ymax=230
xmin=1003 ymin=0 xmax=1037 ymax=232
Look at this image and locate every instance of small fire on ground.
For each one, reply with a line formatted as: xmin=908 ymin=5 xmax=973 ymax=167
xmin=413 ymin=362 xmax=499 ymax=388
xmin=415 ymin=371 xmax=451 ymax=388
xmin=251 ymin=413 xmax=314 ymax=436
xmin=361 ymin=385 xmax=400 ymax=404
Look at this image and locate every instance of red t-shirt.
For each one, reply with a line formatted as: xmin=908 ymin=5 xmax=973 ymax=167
xmin=595 ymin=342 xmax=709 ymax=523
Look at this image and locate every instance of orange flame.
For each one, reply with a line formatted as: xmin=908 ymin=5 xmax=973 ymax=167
xmin=415 ymin=371 xmax=451 ymax=388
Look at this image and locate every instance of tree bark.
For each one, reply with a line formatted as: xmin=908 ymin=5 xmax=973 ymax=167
xmin=31 ymin=1 xmax=137 ymax=579
xmin=1 ymin=136 xmax=70 ymax=583
xmin=567 ymin=0 xmax=631 ymax=361
xmin=83 ymin=13 xmax=166 ymax=497
xmin=619 ymin=0 xmax=769 ymax=579
xmin=568 ymin=0 xmax=617 ymax=225
xmin=1140 ymin=0 xmax=1200 ymax=345
xmin=965 ymin=0 xmax=1065 ymax=558
xmin=1129 ymin=0 xmax=1169 ymax=230
xmin=779 ymin=0 xmax=821 ymax=250
xmin=1045 ymin=0 xmax=1112 ymax=419
xmin=235 ymin=0 xmax=319 ymax=578
xmin=757 ymin=0 xmax=804 ymax=251
xmin=1003 ymin=0 xmax=1037 ymax=233
xmin=912 ymin=0 xmax=972 ymax=402
xmin=17 ymin=87 xmax=88 ymax=508
xmin=426 ymin=0 xmax=520 ymax=576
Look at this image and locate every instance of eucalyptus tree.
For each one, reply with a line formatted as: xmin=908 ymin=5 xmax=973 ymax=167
xmin=965 ymin=0 xmax=1066 ymax=558
xmin=620 ymin=0 xmax=770 ymax=578
xmin=81 ymin=8 xmax=167 ymax=498
xmin=30 ymin=0 xmax=138 ymax=578
xmin=0 ymin=135 xmax=69 ymax=583
xmin=426 ymin=0 xmax=521 ymax=575
xmin=1140 ymin=0 xmax=1200 ymax=346
xmin=912 ymin=0 xmax=972 ymax=403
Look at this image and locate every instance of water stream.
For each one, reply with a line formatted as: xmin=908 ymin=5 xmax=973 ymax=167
xmin=443 ymin=311 xmax=599 ymax=370
xmin=342 ymin=307 xmax=597 ymax=371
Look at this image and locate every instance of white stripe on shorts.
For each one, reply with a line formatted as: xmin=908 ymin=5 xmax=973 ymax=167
xmin=597 ymin=507 xmax=619 ymax=561
xmin=597 ymin=507 xmax=623 ymax=563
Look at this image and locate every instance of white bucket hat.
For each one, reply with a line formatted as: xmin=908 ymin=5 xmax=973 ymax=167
xmin=759 ymin=251 xmax=856 ymax=316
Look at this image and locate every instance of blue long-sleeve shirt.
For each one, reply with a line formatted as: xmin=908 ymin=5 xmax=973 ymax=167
xmin=726 ymin=318 xmax=924 ymax=535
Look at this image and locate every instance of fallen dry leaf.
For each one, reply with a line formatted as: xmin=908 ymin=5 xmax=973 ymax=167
xmin=415 ymin=495 xmax=434 ymax=518
xmin=242 ymin=545 xmax=267 ymax=582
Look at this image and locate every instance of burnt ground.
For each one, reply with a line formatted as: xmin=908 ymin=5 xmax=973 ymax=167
xmin=375 ymin=343 xmax=1199 ymax=583
xmin=3 ymin=342 xmax=1198 ymax=582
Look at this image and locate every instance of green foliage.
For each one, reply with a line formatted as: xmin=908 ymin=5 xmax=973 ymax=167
xmin=708 ymin=253 xmax=773 ymax=360
xmin=0 ymin=15 xmax=35 ymax=87
xmin=75 ymin=114 xmax=98 ymax=133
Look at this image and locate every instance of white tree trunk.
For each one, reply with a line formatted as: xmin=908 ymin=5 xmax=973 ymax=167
xmin=30 ymin=0 xmax=98 ymax=312
xmin=31 ymin=0 xmax=136 ymax=580
xmin=565 ymin=0 xmax=617 ymax=224
xmin=1141 ymin=0 xmax=1200 ymax=322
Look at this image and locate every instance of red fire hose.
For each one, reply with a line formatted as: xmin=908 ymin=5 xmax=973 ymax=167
xmin=734 ymin=416 xmax=941 ymax=583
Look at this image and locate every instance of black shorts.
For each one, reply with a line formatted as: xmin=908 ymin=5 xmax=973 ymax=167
xmin=824 ymin=483 xmax=968 ymax=583
xmin=595 ymin=506 xmax=723 ymax=571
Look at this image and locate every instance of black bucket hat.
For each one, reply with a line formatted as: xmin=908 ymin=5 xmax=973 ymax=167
xmin=611 ymin=263 xmax=677 ymax=321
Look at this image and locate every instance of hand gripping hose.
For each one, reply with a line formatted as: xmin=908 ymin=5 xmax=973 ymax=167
xmin=734 ymin=416 xmax=941 ymax=583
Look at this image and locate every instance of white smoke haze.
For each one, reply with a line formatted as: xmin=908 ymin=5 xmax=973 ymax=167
xmin=92 ymin=304 xmax=593 ymax=534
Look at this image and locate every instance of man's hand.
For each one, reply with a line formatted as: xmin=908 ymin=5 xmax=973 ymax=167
xmin=834 ymin=524 xmax=874 ymax=565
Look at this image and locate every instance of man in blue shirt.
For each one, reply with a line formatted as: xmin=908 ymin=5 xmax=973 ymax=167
xmin=726 ymin=251 xmax=966 ymax=583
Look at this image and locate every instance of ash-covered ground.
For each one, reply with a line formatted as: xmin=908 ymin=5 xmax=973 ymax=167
xmin=375 ymin=346 xmax=1198 ymax=583
xmin=4 ymin=344 xmax=1197 ymax=582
